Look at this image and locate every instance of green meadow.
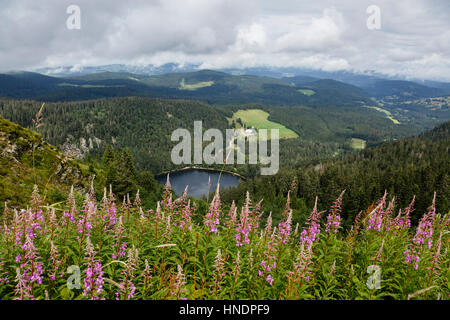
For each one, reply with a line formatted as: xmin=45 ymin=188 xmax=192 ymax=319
xmin=230 ymin=109 xmax=299 ymax=139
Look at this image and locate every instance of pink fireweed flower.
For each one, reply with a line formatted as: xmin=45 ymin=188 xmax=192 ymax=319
xmin=83 ymin=238 xmax=104 ymax=300
xmin=112 ymin=216 xmax=127 ymax=259
xmin=141 ymin=259 xmax=153 ymax=297
xmin=171 ymin=264 xmax=188 ymax=300
xmin=287 ymin=242 xmax=313 ymax=288
xmin=325 ymin=190 xmax=345 ymax=234
xmin=116 ymin=247 xmax=139 ymax=300
xmin=48 ymin=241 xmax=63 ymax=281
xmin=76 ymin=194 xmax=96 ymax=240
xmin=404 ymin=193 xmax=437 ymax=270
xmin=264 ymin=212 xmax=273 ymax=237
xmin=0 ymin=257 xmax=9 ymax=284
xmin=278 ymin=209 xmax=292 ymax=245
xmin=204 ymin=187 xmax=221 ymax=234
xmin=225 ymin=201 xmax=237 ymax=230
xmin=391 ymin=196 xmax=415 ymax=230
xmin=20 ymin=234 xmax=43 ymax=286
xmin=210 ymin=249 xmax=226 ymax=295
xmin=366 ymin=191 xmax=387 ymax=232
xmin=162 ymin=174 xmax=173 ymax=210
xmin=14 ymin=268 xmax=33 ymax=300
xmin=235 ymin=207 xmax=251 ymax=246
xmin=300 ymin=197 xmax=323 ymax=249
xmin=257 ymin=234 xmax=277 ymax=285
xmin=235 ymin=193 xmax=254 ymax=246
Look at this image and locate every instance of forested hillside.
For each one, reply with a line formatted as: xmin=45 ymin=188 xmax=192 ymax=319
xmin=220 ymin=121 xmax=450 ymax=227
xmin=0 ymin=98 xmax=228 ymax=174
xmin=1 ymin=97 xmax=427 ymax=176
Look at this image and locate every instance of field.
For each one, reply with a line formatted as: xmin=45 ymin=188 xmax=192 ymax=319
xmin=179 ymin=78 xmax=214 ymax=90
xmin=350 ymin=138 xmax=367 ymax=150
xmin=364 ymin=106 xmax=401 ymax=124
xmin=297 ymin=89 xmax=316 ymax=96
xmin=229 ymin=109 xmax=299 ymax=139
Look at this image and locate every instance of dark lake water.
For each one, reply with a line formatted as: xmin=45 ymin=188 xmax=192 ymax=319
xmin=157 ymin=169 xmax=241 ymax=199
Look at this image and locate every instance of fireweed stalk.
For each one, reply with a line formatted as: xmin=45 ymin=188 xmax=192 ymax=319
xmin=210 ymin=249 xmax=225 ymax=298
xmin=404 ymin=193 xmax=437 ymax=270
xmin=171 ymin=264 xmax=187 ymax=300
xmin=48 ymin=240 xmax=62 ymax=282
xmin=286 ymin=242 xmax=313 ymax=299
xmin=366 ymin=191 xmax=388 ymax=232
xmin=116 ymin=246 xmax=139 ymax=300
xmin=16 ymin=234 xmax=44 ymax=299
xmin=77 ymin=194 xmax=95 ymax=264
xmin=204 ymin=187 xmax=221 ymax=234
xmin=83 ymin=237 xmax=104 ymax=300
xmin=230 ymin=250 xmax=241 ymax=299
xmin=325 ymin=190 xmax=345 ymax=234
xmin=300 ymin=197 xmax=323 ymax=249
xmin=141 ymin=259 xmax=152 ymax=298
xmin=112 ymin=216 xmax=127 ymax=260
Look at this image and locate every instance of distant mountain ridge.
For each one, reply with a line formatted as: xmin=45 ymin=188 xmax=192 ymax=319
xmin=0 ymin=69 xmax=375 ymax=107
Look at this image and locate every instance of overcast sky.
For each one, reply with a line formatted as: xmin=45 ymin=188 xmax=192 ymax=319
xmin=1 ymin=0 xmax=449 ymax=80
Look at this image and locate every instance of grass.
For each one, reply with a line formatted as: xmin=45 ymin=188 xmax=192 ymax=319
xmin=350 ymin=138 xmax=366 ymax=150
xmin=297 ymin=89 xmax=316 ymax=96
xmin=179 ymin=78 xmax=214 ymax=90
xmin=364 ymin=106 xmax=400 ymax=124
xmin=230 ymin=109 xmax=299 ymax=139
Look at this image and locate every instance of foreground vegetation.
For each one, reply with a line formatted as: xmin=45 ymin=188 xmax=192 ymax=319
xmin=0 ymin=179 xmax=448 ymax=300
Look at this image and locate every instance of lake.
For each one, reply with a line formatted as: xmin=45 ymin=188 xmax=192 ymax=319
xmin=157 ymin=169 xmax=241 ymax=199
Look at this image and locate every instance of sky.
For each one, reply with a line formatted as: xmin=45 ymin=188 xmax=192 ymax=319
xmin=1 ymin=0 xmax=449 ymax=80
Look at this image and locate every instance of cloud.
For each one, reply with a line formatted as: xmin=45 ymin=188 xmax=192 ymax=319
xmin=0 ymin=0 xmax=449 ymax=81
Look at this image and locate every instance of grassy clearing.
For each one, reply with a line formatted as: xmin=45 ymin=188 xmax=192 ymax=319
xmin=179 ymin=78 xmax=214 ymax=90
xmin=297 ymin=89 xmax=316 ymax=96
xmin=230 ymin=109 xmax=299 ymax=139
xmin=350 ymin=138 xmax=366 ymax=150
xmin=364 ymin=105 xmax=400 ymax=124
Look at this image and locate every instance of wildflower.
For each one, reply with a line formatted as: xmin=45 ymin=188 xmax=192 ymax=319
xmin=325 ymin=190 xmax=345 ymax=234
xmin=0 ymin=257 xmax=9 ymax=284
xmin=48 ymin=241 xmax=62 ymax=281
xmin=235 ymin=193 xmax=253 ymax=246
xmin=366 ymin=191 xmax=387 ymax=232
xmin=300 ymin=197 xmax=323 ymax=249
xmin=20 ymin=234 xmax=43 ymax=286
xmin=204 ymin=186 xmax=221 ymax=234
xmin=257 ymin=234 xmax=277 ymax=286
xmin=287 ymin=242 xmax=313 ymax=296
xmin=14 ymin=268 xmax=33 ymax=300
xmin=404 ymin=193 xmax=437 ymax=269
xmin=116 ymin=246 xmax=139 ymax=300
xmin=225 ymin=201 xmax=237 ymax=230
xmin=112 ymin=216 xmax=127 ymax=259
xmin=210 ymin=249 xmax=226 ymax=296
xmin=141 ymin=259 xmax=152 ymax=298
xmin=171 ymin=264 xmax=188 ymax=300
xmin=278 ymin=209 xmax=292 ymax=244
xmin=83 ymin=237 xmax=104 ymax=300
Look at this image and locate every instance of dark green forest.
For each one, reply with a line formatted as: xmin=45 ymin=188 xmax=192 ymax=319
xmin=220 ymin=120 xmax=450 ymax=228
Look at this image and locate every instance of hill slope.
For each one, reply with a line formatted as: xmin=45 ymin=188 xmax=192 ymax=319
xmin=0 ymin=116 xmax=100 ymax=209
